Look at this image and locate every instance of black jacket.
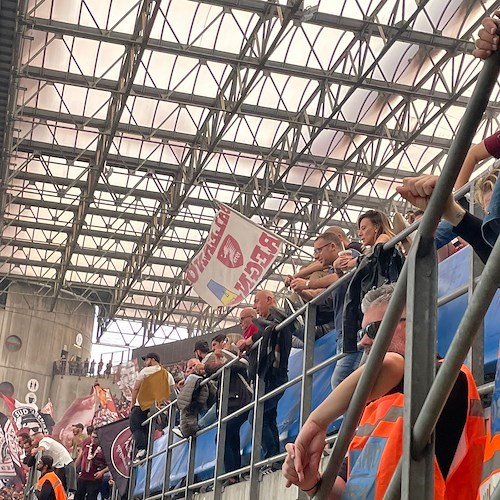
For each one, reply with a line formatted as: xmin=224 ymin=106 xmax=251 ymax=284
xmin=248 ymin=307 xmax=293 ymax=383
xmin=342 ymin=244 xmax=405 ymax=352
xmin=453 ymin=211 xmax=492 ymax=264
xmin=204 ymin=352 xmax=252 ymax=413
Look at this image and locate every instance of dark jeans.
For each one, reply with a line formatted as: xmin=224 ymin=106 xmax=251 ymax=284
xmin=224 ymin=410 xmax=250 ymax=473
xmin=129 ymin=406 xmax=149 ymax=451
xmin=262 ymin=377 xmax=286 ymax=459
xmin=75 ymin=478 xmax=101 ymax=500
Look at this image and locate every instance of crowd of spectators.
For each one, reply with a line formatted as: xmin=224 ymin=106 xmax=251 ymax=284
xmin=54 ymin=355 xmax=115 ymax=380
xmin=0 ymin=485 xmax=22 ymax=500
xmin=17 ymin=423 xmax=111 ymax=500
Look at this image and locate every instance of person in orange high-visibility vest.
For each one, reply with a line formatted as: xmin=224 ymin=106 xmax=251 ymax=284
xmin=282 ymin=283 xmax=486 ymax=499
xmin=478 ymin=341 xmax=500 ymax=499
xmin=36 ymin=455 xmax=67 ymax=500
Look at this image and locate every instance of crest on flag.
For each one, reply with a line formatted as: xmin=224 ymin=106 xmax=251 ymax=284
xmin=186 ymin=204 xmax=283 ymax=308
xmin=0 ymin=394 xmax=50 ymax=435
xmin=97 ymin=418 xmax=132 ymax=498
xmin=217 ymin=236 xmax=243 ymax=268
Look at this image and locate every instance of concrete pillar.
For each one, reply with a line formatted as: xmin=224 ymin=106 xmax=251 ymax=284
xmin=0 ymin=282 xmax=94 ymax=421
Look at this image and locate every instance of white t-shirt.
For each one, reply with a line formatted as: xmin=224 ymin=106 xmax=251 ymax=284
xmin=39 ymin=437 xmax=73 ymax=467
xmin=134 ymin=365 xmax=175 ymax=406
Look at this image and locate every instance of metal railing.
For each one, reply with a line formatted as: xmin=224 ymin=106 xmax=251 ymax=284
xmin=127 ymin=52 xmax=500 ymax=500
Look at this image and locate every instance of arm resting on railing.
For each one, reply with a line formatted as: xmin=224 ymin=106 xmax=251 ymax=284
xmin=282 ymin=352 xmax=405 ymax=495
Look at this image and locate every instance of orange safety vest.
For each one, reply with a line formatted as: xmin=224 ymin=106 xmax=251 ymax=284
xmin=478 ymin=341 xmax=500 ymax=499
xmin=36 ymin=471 xmax=67 ymax=500
xmin=479 ymin=431 xmax=500 ymax=499
xmin=344 ymin=364 xmax=485 ymax=499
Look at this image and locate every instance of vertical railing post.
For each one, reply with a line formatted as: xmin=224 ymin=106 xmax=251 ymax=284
xmin=213 ymin=364 xmax=231 ymax=498
xmin=249 ymin=342 xmax=265 ymax=500
xmin=161 ymin=404 xmax=177 ymax=498
xmin=127 ymin=449 xmax=137 ymax=500
xmin=401 ymin=234 xmax=437 ymax=498
xmin=183 ymin=436 xmax=197 ymax=500
xmin=467 ymin=182 xmax=485 ymax=385
xmin=300 ymin=302 xmax=316 ymax=426
xmin=143 ymin=417 xmax=155 ymax=499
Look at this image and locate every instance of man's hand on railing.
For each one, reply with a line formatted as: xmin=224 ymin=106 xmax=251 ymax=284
xmin=473 ymin=12 xmax=500 ymax=60
xmin=290 ymin=277 xmax=308 ymax=292
xmin=282 ymin=419 xmax=325 ymax=491
xmin=283 ymin=443 xmax=322 ymax=495
xmin=397 ymin=175 xmax=466 ymax=227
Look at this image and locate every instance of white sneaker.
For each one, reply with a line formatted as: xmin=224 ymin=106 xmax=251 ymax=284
xmin=171 ymin=427 xmax=183 ymax=438
xmin=133 ymin=449 xmax=146 ymax=463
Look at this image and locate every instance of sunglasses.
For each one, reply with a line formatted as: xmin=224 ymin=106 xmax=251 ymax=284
xmin=357 ymin=318 xmax=406 ymax=342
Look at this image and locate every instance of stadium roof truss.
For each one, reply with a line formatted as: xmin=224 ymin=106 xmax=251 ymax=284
xmin=0 ymin=0 xmax=499 ymax=348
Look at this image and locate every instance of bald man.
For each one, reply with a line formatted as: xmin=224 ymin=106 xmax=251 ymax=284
xmin=237 ymin=290 xmax=293 ymax=469
xmin=239 ymin=307 xmax=258 ymax=340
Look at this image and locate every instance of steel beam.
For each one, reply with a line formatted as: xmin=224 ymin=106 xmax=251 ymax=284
xmin=48 ymin=0 xmax=162 ymax=309
xmin=25 ymin=8 xmax=475 ymax=63
xmin=18 ymin=68 xmax=473 ymax=144
xmin=7 ymin=149 xmax=388 ymax=212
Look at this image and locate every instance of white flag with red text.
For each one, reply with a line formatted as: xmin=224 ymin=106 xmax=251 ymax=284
xmin=185 ymin=205 xmax=283 ymax=308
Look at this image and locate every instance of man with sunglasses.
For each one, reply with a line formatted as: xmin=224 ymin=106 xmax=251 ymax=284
xmin=282 ymin=284 xmax=484 ymax=499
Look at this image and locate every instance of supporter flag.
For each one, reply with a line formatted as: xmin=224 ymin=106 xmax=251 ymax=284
xmin=51 ymin=393 xmax=96 ymax=450
xmin=185 ymin=203 xmax=284 ymax=307
xmin=96 ymin=418 xmax=132 ymax=498
xmin=114 ymin=359 xmax=139 ymax=407
xmin=39 ymin=400 xmax=54 ymax=417
xmin=92 ymin=384 xmax=120 ymax=428
xmin=0 ymin=412 xmax=24 ymax=483
xmin=0 ymin=394 xmax=49 ymax=435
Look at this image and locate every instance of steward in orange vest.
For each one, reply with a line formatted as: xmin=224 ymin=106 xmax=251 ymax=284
xmin=345 ymin=363 xmax=485 ymax=499
xmin=478 ymin=341 xmax=500 ymax=499
xmin=282 ymin=284 xmax=486 ymax=499
xmin=35 ymin=455 xmax=67 ymax=500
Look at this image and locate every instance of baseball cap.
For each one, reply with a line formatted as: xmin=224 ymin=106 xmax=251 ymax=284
xmin=193 ymin=340 xmax=209 ymax=352
xmin=72 ymin=423 xmax=84 ymax=430
xmin=141 ymin=352 xmax=160 ymax=363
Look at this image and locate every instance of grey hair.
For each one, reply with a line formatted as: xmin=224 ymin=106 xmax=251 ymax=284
xmin=361 ymin=283 xmax=397 ymax=314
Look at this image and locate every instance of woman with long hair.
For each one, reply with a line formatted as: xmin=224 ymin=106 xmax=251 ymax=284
xmin=334 ymin=210 xmax=395 ymax=274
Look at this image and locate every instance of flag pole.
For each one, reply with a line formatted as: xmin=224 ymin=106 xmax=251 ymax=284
xmin=216 ymin=201 xmax=314 ymax=258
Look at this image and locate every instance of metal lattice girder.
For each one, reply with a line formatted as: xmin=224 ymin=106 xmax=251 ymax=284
xmin=24 ymin=5 xmax=475 ymax=63
xmin=17 ymin=89 xmax=456 ymax=152
xmin=102 ymin=0 xmax=309 ymax=321
xmin=48 ymin=0 xmax=163 ymax=309
xmin=9 ymin=143 xmax=395 ymax=213
xmin=144 ymin=0 xmax=483 ymax=333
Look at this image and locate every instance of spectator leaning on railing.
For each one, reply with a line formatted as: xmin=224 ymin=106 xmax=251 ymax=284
xmin=331 ymin=210 xmax=404 ymax=389
xmin=128 ymin=353 xmax=174 ymax=462
xmin=282 ymin=284 xmax=485 ymax=498
xmin=204 ymin=339 xmax=252 ymax=483
xmin=176 ymin=358 xmax=210 ymax=438
xmin=237 ymin=290 xmax=293 ymax=472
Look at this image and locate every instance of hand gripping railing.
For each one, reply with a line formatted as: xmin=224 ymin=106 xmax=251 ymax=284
xmin=314 ymin=49 xmax=500 ymax=499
